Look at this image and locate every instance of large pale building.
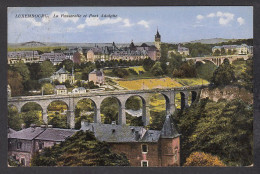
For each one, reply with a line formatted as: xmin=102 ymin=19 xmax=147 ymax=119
xmin=50 ymin=66 xmax=75 ymax=84
xmin=8 ymin=51 xmax=40 ymax=64
xmin=212 ymin=44 xmax=253 ymax=55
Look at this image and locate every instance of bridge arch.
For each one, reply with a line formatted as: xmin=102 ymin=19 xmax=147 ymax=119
xmin=125 ymin=95 xmax=146 ymax=126
xmin=47 ymin=100 xmax=69 ymax=128
xmin=100 ymin=96 xmax=123 ymax=125
xmin=74 ymin=98 xmax=97 ymax=129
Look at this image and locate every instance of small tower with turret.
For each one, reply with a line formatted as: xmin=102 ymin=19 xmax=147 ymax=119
xmin=155 ymin=28 xmax=161 ymax=51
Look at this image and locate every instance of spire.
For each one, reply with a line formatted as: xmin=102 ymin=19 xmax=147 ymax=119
xmin=161 ymin=115 xmax=180 ymax=138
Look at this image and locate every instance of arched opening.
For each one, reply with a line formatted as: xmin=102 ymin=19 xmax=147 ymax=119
xmin=75 ymin=98 xmax=96 ymax=129
xmin=196 ymin=60 xmax=217 ymax=81
xmin=149 ymin=93 xmax=169 ymax=130
xmin=188 ymin=91 xmax=197 ymax=106
xmin=20 ymin=102 xmax=44 ymax=128
xmin=125 ymin=95 xmax=145 ymax=126
xmin=175 ymin=92 xmax=186 ymax=110
xmin=47 ymin=100 xmax=68 ymax=128
xmin=8 ymin=104 xmax=22 ymax=131
xmin=100 ymin=97 xmax=121 ymax=124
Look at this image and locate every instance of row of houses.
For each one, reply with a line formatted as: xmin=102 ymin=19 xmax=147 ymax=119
xmin=8 ymin=115 xmax=180 ymax=167
xmin=8 ymin=30 xmax=162 ymax=65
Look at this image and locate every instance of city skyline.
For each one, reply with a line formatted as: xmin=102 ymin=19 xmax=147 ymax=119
xmin=8 ymin=6 xmax=253 ymax=44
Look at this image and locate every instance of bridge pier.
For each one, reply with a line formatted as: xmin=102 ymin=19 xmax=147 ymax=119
xmin=42 ymin=111 xmax=48 ymax=124
xmin=118 ymin=107 xmax=126 ymax=125
xmin=142 ymin=104 xmax=150 ymax=126
xmin=94 ymin=108 xmax=101 ymax=123
xmin=67 ymin=110 xmax=75 ymax=129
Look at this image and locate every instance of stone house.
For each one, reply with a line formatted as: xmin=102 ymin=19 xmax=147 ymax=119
xmin=8 ymin=51 xmax=40 ymax=64
xmin=212 ymin=44 xmax=253 ymax=55
xmin=54 ymin=85 xmax=67 ymax=95
xmin=8 ymin=126 xmax=77 ymax=166
xmin=50 ymin=66 xmax=75 ymax=84
xmin=81 ymin=115 xmax=181 ymax=167
xmin=88 ymin=69 xmax=105 ymax=85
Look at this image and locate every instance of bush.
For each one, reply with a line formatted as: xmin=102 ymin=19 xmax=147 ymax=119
xmin=184 ymin=152 xmax=225 ymax=166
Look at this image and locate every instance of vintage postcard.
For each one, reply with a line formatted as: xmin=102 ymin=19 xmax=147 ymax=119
xmin=7 ymin=6 xmax=253 ymax=167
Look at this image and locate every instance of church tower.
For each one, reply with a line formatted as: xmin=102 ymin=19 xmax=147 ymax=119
xmin=154 ymin=28 xmax=161 ymax=51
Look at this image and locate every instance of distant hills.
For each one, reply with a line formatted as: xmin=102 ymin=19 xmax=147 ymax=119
xmin=8 ymin=38 xmax=251 ymax=48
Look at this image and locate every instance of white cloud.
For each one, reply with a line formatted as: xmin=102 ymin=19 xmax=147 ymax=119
xmin=237 ymin=17 xmax=245 ymax=25
xmin=137 ymin=20 xmax=149 ymax=28
xmin=216 ymin=11 xmax=234 ymax=25
xmin=84 ymin=17 xmax=123 ymax=27
xmin=77 ymin=17 xmax=135 ymax=29
xmin=207 ymin=13 xmax=216 ymax=18
xmin=196 ymin=14 xmax=204 ymax=20
xmin=123 ymin=19 xmax=134 ymax=27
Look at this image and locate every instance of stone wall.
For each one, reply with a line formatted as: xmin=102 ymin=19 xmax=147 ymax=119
xmin=200 ymin=86 xmax=253 ymax=104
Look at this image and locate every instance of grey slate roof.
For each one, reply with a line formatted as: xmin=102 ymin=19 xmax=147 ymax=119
xmin=8 ymin=127 xmax=78 ymax=142
xmin=8 ymin=127 xmax=45 ymax=140
xmin=35 ymin=128 xmax=78 ymax=142
xmin=161 ymin=115 xmax=181 ymax=138
xmin=55 ymin=85 xmax=67 ymax=90
xmin=89 ymin=69 xmax=103 ymax=76
xmin=80 ymin=122 xmax=161 ymax=143
xmin=55 ymin=67 xmax=69 ymax=74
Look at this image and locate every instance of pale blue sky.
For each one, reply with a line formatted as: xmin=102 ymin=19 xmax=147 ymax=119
xmin=8 ymin=6 xmax=253 ymax=43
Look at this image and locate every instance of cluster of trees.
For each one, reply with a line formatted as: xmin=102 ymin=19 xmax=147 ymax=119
xmin=210 ymin=58 xmax=253 ymax=92
xmin=184 ymin=152 xmax=225 ymax=166
xmin=31 ymin=131 xmax=130 ymax=166
xmin=173 ymin=98 xmax=253 ymax=166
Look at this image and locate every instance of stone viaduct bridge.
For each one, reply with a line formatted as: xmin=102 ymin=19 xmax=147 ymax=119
xmin=8 ymin=85 xmax=207 ymax=129
xmin=186 ymin=54 xmax=252 ymax=66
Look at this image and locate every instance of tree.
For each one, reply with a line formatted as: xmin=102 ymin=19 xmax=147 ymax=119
xmin=211 ymin=59 xmax=236 ymax=87
xmin=60 ymin=59 xmax=74 ymax=73
xmin=221 ymin=47 xmax=226 ymax=55
xmin=39 ymin=60 xmax=55 ymax=78
xmin=13 ymin=61 xmax=30 ymax=82
xmin=48 ymin=113 xmax=67 ymax=128
xmin=142 ymin=58 xmax=155 ymax=71
xmin=213 ymin=49 xmax=221 ymax=56
xmin=172 ymin=61 xmax=197 ymax=78
xmin=20 ymin=110 xmax=43 ymax=128
xmin=31 ymin=131 xmax=130 ymax=166
xmin=8 ymin=70 xmax=24 ymax=96
xmin=8 ymin=105 xmax=23 ymax=130
xmin=240 ymin=58 xmax=253 ymax=92
xmin=189 ymin=99 xmax=253 ymax=166
xmin=184 ymin=152 xmax=225 ymax=166
xmin=151 ymin=62 xmax=164 ymax=76
xmin=42 ymin=83 xmax=54 ymax=95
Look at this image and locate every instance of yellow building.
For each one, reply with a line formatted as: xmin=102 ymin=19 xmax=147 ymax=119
xmin=54 ymin=85 xmax=67 ymax=95
xmin=88 ymin=69 xmax=105 ymax=85
xmin=51 ymin=66 xmax=75 ymax=84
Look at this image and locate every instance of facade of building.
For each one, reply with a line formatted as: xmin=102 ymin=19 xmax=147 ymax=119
xmin=86 ymin=30 xmax=161 ymax=63
xmin=72 ymin=87 xmax=87 ymax=94
xmin=88 ymin=69 xmax=105 ymax=85
xmin=40 ymin=51 xmax=67 ymax=65
xmin=177 ymin=44 xmax=190 ymax=56
xmin=80 ymin=115 xmax=181 ymax=167
xmin=54 ymin=85 xmax=67 ymax=95
xmin=212 ymin=44 xmax=253 ymax=55
xmin=50 ymin=67 xmax=75 ymax=84
xmin=8 ymin=51 xmax=40 ymax=64
xmin=8 ymin=126 xmax=77 ymax=166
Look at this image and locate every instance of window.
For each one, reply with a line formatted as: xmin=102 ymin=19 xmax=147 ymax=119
xmin=174 ymin=149 xmax=178 ymax=162
xmin=141 ymin=160 xmax=148 ymax=167
xmin=39 ymin=142 xmax=44 ymax=150
xmin=142 ymin=144 xmax=148 ymax=153
xmin=16 ymin=142 xmax=22 ymax=149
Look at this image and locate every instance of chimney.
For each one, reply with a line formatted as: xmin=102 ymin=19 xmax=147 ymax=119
xmin=111 ymin=121 xmax=116 ymax=125
xmin=135 ymin=130 xmax=140 ymax=140
xmin=47 ymin=125 xmax=53 ymax=128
